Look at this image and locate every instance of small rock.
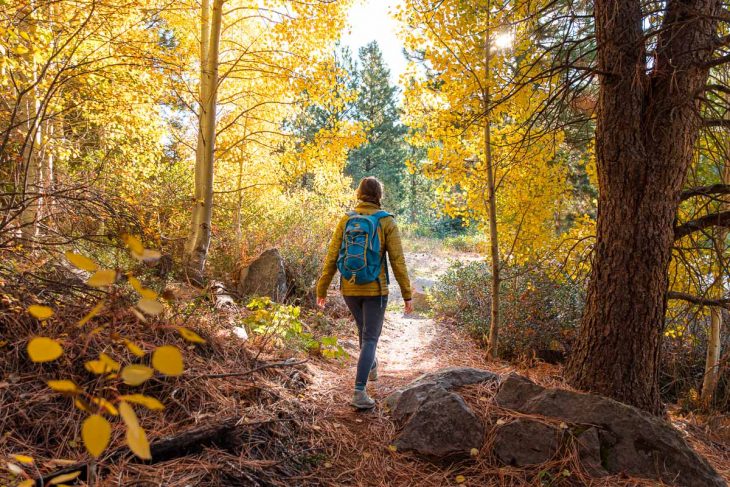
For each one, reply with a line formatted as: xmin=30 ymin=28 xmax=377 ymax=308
xmin=394 ymin=388 xmax=484 ymax=458
xmin=492 ymin=419 xmax=560 ymax=466
xmin=238 ymin=248 xmax=287 ymax=302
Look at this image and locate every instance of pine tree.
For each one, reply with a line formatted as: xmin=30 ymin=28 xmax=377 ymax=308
xmin=347 ymin=41 xmax=407 ymax=212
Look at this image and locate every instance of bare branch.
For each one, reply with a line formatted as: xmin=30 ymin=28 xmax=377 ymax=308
xmin=674 ymin=210 xmax=730 ymax=240
xmin=667 ymin=291 xmax=730 ymax=309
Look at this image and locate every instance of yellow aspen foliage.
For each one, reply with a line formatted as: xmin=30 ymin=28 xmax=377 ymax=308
xmin=119 ymin=402 xmax=151 ymax=460
xmin=86 ymin=270 xmax=117 ymax=288
xmin=64 ymin=252 xmax=99 ymax=272
xmin=46 ymin=380 xmax=81 ymax=394
xmin=82 ymin=414 xmax=112 ymax=458
xmin=120 ymin=365 xmax=154 ymax=386
xmin=120 ymin=394 xmax=165 ymax=411
xmin=27 ymin=337 xmax=63 ymax=362
xmin=152 ymin=346 xmax=184 ymax=376
xmin=136 ymin=298 xmax=164 ymax=316
xmin=27 ymin=305 xmax=53 ymax=320
xmin=176 ymin=327 xmax=206 ymax=344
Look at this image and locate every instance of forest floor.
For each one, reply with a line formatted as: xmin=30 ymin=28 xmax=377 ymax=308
xmin=2 ymin=245 xmax=728 ymax=486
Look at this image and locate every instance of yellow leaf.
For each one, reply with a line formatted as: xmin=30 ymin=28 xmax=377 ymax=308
xmin=119 ymin=401 xmax=151 ymax=460
xmin=122 ymin=234 xmax=144 ymax=256
xmin=11 ymin=455 xmax=33 ymax=465
xmin=129 ymin=307 xmax=147 ymax=322
xmin=47 ymin=380 xmax=81 ymax=393
xmin=118 ymin=401 xmax=139 ymax=428
xmin=85 ymin=360 xmax=113 ymax=375
xmin=136 ymin=298 xmax=163 ymax=315
xmin=126 ymin=424 xmax=151 ymax=460
xmin=18 ymin=480 xmax=35 ymax=487
xmin=120 ymin=364 xmax=154 ymax=386
xmin=455 ymin=475 xmax=466 ymax=484
xmin=176 ymin=327 xmax=206 ymax=344
xmin=139 ymin=249 xmax=161 ymax=262
xmin=65 ymin=251 xmax=98 ymax=271
xmin=470 ymin=448 xmax=479 ymax=457
xmin=28 ymin=304 xmax=53 ymax=320
xmin=77 ymin=301 xmax=104 ymax=327
xmin=27 ymin=337 xmax=63 ymax=362
xmin=90 ymin=396 xmax=118 ymax=415
xmin=49 ymin=470 xmax=81 ymax=485
xmin=14 ymin=46 xmax=29 ymax=55
xmin=86 ymin=269 xmax=116 ymax=287
xmin=74 ymin=398 xmax=92 ymax=413
xmin=387 ymin=444 xmax=397 ymax=452
xmin=99 ymin=353 xmax=120 ymax=372
xmin=124 ymin=340 xmax=145 ymax=357
xmin=82 ymin=414 xmax=111 ymax=458
xmin=128 ymin=277 xmax=157 ymax=299
xmin=120 ymin=394 xmax=165 ymax=411
xmin=152 ymin=345 xmax=183 ymax=376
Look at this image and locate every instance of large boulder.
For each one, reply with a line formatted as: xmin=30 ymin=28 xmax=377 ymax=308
xmin=495 ymin=374 xmax=726 ymax=487
xmin=492 ymin=419 xmax=560 ymax=466
xmin=393 ymin=386 xmax=484 ymax=458
xmin=238 ymin=249 xmax=287 ymax=302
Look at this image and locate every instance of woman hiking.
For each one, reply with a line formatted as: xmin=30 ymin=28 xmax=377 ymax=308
xmin=316 ymin=177 xmax=413 ymax=409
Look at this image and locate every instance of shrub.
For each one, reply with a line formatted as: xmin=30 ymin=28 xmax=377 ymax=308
xmin=431 ymin=261 xmax=584 ymax=361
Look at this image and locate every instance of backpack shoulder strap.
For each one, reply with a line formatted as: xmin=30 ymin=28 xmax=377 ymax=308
xmin=371 ymin=210 xmax=392 ymax=221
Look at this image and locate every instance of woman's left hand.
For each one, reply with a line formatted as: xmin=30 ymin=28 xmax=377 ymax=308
xmin=317 ymin=297 xmax=326 ymax=309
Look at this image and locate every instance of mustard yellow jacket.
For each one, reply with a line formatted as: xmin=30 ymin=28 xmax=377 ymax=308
xmin=316 ymin=201 xmax=412 ymax=300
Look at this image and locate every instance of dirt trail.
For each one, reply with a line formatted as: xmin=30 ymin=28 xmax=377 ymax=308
xmin=303 ymin=249 xmax=492 ymax=485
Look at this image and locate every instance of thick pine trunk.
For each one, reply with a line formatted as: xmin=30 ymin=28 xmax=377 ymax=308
xmin=566 ymin=0 xmax=719 ymax=414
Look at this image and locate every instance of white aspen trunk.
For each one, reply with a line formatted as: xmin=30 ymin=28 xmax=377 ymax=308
xmin=184 ymin=0 xmax=223 ymax=282
xmin=19 ymin=2 xmax=42 ymax=244
xmin=483 ymin=14 xmax=501 ymax=361
xmin=701 ymin=160 xmax=729 ymax=407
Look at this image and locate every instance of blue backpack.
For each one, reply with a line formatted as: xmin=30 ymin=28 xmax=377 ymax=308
xmin=337 ymin=210 xmax=391 ymax=285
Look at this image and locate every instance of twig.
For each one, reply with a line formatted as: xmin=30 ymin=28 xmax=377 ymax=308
xmin=194 ymin=359 xmax=308 ymax=379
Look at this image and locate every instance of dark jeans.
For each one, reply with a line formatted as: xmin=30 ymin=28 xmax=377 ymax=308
xmin=343 ymin=295 xmax=388 ymax=389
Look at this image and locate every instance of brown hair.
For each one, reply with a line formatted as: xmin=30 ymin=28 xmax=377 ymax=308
xmin=356 ymin=177 xmax=383 ymax=206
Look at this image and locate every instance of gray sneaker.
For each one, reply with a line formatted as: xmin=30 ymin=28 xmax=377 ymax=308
xmin=368 ymin=359 xmax=378 ymax=382
xmin=351 ymin=390 xmax=376 ymax=409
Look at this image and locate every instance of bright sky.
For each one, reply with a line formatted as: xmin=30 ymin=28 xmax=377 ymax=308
xmin=341 ymin=0 xmax=407 ymax=86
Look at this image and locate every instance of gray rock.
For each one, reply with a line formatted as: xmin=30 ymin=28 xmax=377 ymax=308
xmin=394 ymin=387 xmax=484 ymax=458
xmin=238 ymin=249 xmax=287 ymax=302
xmin=574 ymin=427 xmax=609 ymax=477
xmin=385 ymin=367 xmax=499 ymax=412
xmin=495 ymin=374 xmax=726 ymax=487
xmin=492 ymin=419 xmax=560 ymax=466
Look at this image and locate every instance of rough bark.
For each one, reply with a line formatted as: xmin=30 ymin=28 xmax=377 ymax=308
xmin=184 ymin=0 xmax=223 ymax=284
xmin=566 ymin=0 xmax=721 ymax=414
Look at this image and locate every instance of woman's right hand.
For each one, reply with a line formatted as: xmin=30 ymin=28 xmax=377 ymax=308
xmin=317 ymin=297 xmax=326 ymax=309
